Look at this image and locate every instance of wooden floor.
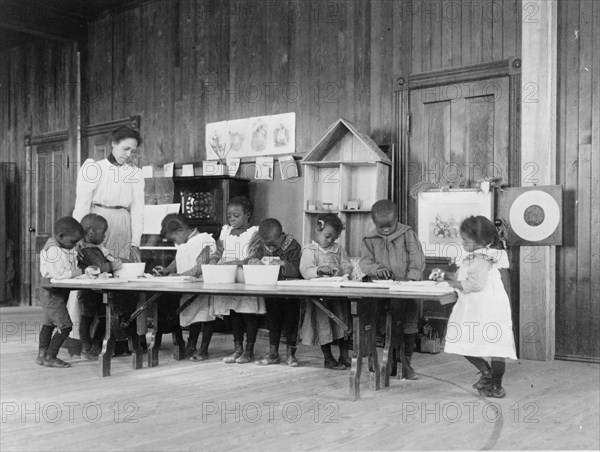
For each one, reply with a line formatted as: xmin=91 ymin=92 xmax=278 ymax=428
xmin=1 ymin=307 xmax=598 ymax=451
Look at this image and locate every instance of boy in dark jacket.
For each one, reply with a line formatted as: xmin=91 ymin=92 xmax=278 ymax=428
xmin=249 ymin=218 xmax=302 ymax=367
xmin=77 ymin=213 xmax=123 ymax=359
xmin=359 ymin=200 xmax=426 ymax=379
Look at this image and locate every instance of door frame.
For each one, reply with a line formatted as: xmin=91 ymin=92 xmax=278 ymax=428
xmin=393 ymin=57 xmax=522 ymax=349
xmin=24 ymin=130 xmax=70 ymax=305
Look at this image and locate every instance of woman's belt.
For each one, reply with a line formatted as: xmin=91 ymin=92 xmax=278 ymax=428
xmin=93 ymin=203 xmax=128 ymax=210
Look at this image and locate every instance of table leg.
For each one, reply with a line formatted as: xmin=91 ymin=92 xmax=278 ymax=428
xmin=129 ymin=294 xmax=144 ymax=370
xmin=395 ymin=306 xmax=405 ymax=380
xmin=98 ymin=292 xmax=115 ymax=377
xmin=349 ymin=300 xmax=363 ymax=401
xmin=366 ymin=302 xmax=381 ymax=392
xmin=380 ymin=302 xmax=393 ymax=388
xmin=349 ymin=300 xmax=381 ymax=400
xmin=147 ymin=294 xmax=160 ymax=367
xmin=172 ymin=327 xmax=186 ymax=361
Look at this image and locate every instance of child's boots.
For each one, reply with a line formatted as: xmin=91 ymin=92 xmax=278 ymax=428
xmin=286 ymin=345 xmax=299 ymax=367
xmin=401 ymin=334 xmax=418 ymax=380
xmin=322 ymin=344 xmax=346 ymax=370
xmin=36 ymin=349 xmax=47 ymax=366
xmin=43 ymin=356 xmax=71 ymax=368
xmin=81 ymin=341 xmax=97 ymax=361
xmin=256 ymin=344 xmax=280 ymax=365
xmin=191 ymin=322 xmax=213 ymax=361
xmin=223 ymin=341 xmax=244 ymax=363
xmin=337 ymin=339 xmax=352 ymax=368
xmin=236 ymin=342 xmax=255 ymax=364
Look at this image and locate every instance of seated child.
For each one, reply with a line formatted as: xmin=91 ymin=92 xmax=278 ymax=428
xmin=248 ymin=218 xmax=302 ymax=367
xmin=359 ymin=200 xmax=425 ymax=380
xmin=38 ymin=216 xmax=84 ymax=368
xmin=299 ymin=213 xmax=353 ymax=370
xmin=154 ymin=214 xmax=217 ymax=360
xmin=210 ymin=197 xmax=264 ymax=364
xmin=77 ymin=213 xmax=123 ymax=360
xmin=432 ymin=215 xmax=517 ymax=398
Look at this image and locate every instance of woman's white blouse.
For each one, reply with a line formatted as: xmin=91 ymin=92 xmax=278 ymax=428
xmin=72 ymin=158 xmax=145 ymax=247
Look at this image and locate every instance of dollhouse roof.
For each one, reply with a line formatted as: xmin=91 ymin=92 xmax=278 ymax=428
xmin=302 ymin=118 xmax=392 ymax=164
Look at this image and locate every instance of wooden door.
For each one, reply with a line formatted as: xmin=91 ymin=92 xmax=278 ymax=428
xmin=30 ymin=141 xmax=74 ymax=305
xmin=404 ymin=75 xmax=518 ymax=347
xmin=406 ymin=76 xmax=510 ymax=228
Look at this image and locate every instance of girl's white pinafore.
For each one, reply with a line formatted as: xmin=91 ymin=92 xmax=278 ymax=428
xmin=177 ymin=231 xmax=216 ymax=327
xmin=211 ymin=225 xmax=266 ymax=315
xmin=444 ymin=249 xmax=517 ymax=359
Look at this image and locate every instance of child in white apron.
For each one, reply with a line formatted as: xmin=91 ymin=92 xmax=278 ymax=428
xmin=154 ymin=214 xmax=216 ymax=360
xmin=435 ymin=215 xmax=517 ymax=398
xmin=210 ymin=197 xmax=264 ymax=364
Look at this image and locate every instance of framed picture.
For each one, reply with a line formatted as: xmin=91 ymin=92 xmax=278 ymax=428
xmin=417 ymin=189 xmax=493 ymax=258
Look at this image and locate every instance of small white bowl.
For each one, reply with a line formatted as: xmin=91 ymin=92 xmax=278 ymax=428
xmin=243 ymin=264 xmax=280 ymax=285
xmin=201 ymin=265 xmax=238 ymax=284
xmin=113 ymin=262 xmax=146 ymax=279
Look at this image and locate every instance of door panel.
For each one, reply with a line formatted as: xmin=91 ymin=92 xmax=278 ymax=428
xmin=32 ymin=143 xmax=69 ymax=305
xmin=407 ymin=77 xmax=510 ymax=228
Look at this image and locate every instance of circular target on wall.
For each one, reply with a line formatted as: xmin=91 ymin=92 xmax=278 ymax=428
xmin=498 ymin=186 xmax=563 ymax=246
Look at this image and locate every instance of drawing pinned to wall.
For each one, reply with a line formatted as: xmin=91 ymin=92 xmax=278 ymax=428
xmin=205 ymin=121 xmax=229 ymax=161
xmin=269 ymin=112 xmax=295 ymax=155
xmin=205 ymin=113 xmax=296 ymax=160
xmin=250 ymin=116 xmax=269 ymax=153
xmin=227 ymin=118 xmax=249 ymax=155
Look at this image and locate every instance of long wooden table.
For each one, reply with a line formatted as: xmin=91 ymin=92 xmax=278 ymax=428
xmin=47 ymin=280 xmax=456 ymax=400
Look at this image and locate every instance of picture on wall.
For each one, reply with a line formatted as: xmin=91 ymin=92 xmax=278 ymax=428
xmin=205 ymin=112 xmax=296 ymax=160
xmin=250 ymin=116 xmax=269 ymax=153
xmin=205 ymin=121 xmax=230 ymax=161
xmin=227 ymin=118 xmax=249 ymax=155
xmin=417 ymin=190 xmax=493 ymax=258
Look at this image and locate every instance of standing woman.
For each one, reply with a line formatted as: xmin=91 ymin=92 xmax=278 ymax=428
xmin=73 ymin=126 xmax=144 ymax=261
xmin=72 ymin=126 xmax=145 ymax=354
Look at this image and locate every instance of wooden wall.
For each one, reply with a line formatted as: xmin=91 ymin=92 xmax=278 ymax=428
xmin=82 ymin=0 xmax=521 ymax=242
xmin=408 ymin=0 xmax=521 ymax=71
xmin=0 ymin=40 xmax=79 ymax=305
xmin=556 ymin=0 xmax=600 ymax=361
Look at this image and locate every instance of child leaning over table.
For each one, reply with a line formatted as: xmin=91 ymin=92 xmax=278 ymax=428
xmin=300 ymin=213 xmax=354 ymax=370
xmin=247 ymin=218 xmax=302 ymax=367
xmin=210 ymin=197 xmax=264 ymax=365
xmin=359 ymin=200 xmax=426 ymax=380
xmin=431 ymin=215 xmax=517 ymax=398
xmin=153 ymin=214 xmax=217 ymax=361
xmin=38 ymin=217 xmax=84 ymax=368
xmin=77 ymin=213 xmax=123 ymax=360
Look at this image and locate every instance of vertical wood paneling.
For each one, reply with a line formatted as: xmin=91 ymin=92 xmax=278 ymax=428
xmin=591 ymin=0 xmax=600 ymax=358
xmin=557 ymin=0 xmax=600 ymax=360
xmin=0 ymin=39 xmax=77 ymax=305
xmin=410 ymin=0 xmax=520 ymax=73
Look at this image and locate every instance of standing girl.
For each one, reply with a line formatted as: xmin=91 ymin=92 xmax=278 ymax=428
xmin=155 ymin=214 xmax=217 ymax=360
xmin=210 ymin=197 xmax=264 ymax=364
xmin=438 ymin=215 xmax=517 ymax=398
xmin=300 ymin=213 xmax=354 ymax=370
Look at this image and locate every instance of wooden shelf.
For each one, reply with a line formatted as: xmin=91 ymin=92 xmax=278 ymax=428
xmin=303 ymin=160 xmax=381 ymax=168
xmin=302 ymin=161 xmax=341 ymax=168
xmin=301 ymin=118 xmax=390 ymax=257
xmin=304 ymin=210 xmax=339 ymax=214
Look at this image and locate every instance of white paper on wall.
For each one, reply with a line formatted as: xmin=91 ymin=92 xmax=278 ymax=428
xmin=255 ymin=156 xmax=274 ymax=180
